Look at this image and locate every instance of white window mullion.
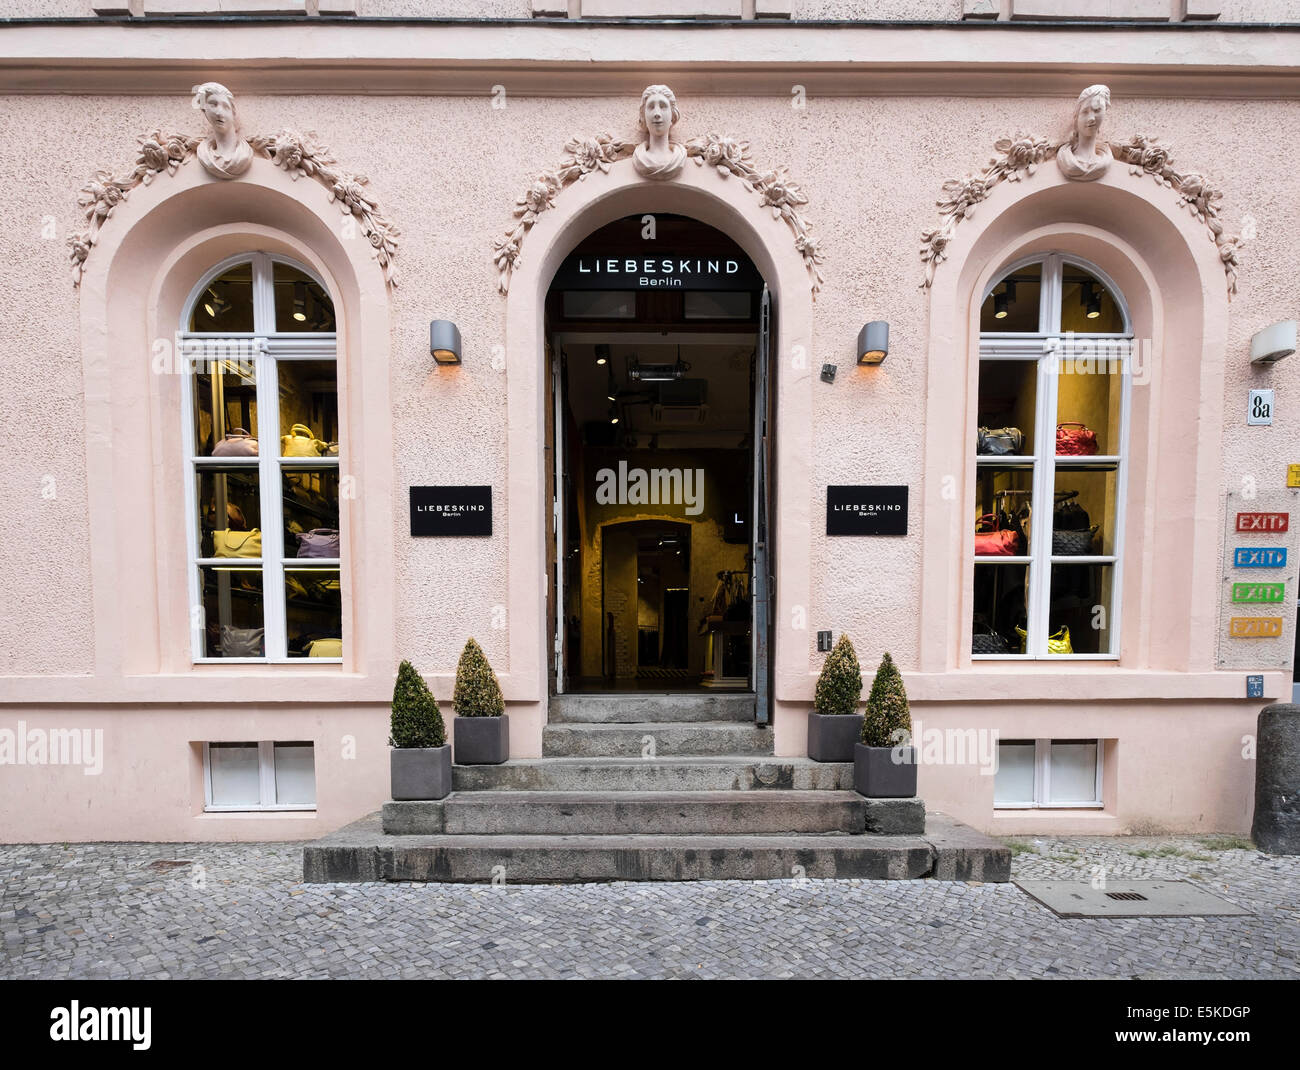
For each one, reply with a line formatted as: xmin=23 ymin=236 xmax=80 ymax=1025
xmin=257 ymin=741 xmax=277 ymax=807
xmin=181 ymin=361 xmax=205 ymax=661
xmin=258 ymin=355 xmax=288 ymax=659
xmin=1035 ymin=738 xmax=1051 ymax=806
xmin=1108 ymin=348 xmax=1134 ymax=658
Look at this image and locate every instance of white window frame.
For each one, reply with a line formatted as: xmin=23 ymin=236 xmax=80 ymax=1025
xmin=201 ymin=740 xmax=317 ymax=813
xmin=180 ymin=252 xmax=342 ymax=664
xmin=973 ymin=253 xmax=1133 ymax=660
xmin=994 ymin=738 xmax=1104 ymax=810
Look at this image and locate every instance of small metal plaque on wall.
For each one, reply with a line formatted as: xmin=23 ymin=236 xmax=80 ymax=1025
xmin=410 ymin=486 xmax=492 ymax=536
xmin=826 ymin=485 xmax=908 ymax=536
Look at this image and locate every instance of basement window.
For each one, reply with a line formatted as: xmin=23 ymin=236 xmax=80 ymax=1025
xmin=203 ymin=741 xmax=316 ymax=812
xmin=994 ymin=738 xmax=1102 ymax=809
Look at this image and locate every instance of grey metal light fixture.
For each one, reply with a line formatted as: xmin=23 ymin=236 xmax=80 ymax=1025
xmin=1251 ymin=320 xmax=1297 ymax=365
xmin=858 ymin=320 xmax=889 ymax=365
xmin=430 ymin=320 xmax=462 ymax=365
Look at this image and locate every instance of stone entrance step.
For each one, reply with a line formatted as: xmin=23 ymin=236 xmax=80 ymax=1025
xmin=452 ymin=757 xmax=853 ymax=793
xmin=542 ymin=722 xmax=773 ymax=758
xmin=302 ymin=812 xmax=1011 ymax=884
xmin=381 ymin=790 xmax=922 ymax=836
xmin=548 ymin=692 xmax=756 ymax=724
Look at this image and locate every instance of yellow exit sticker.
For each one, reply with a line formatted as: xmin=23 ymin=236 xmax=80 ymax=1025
xmin=1229 ymin=616 xmax=1284 ymax=638
xmin=1289 ymin=464 xmax=1300 ymax=488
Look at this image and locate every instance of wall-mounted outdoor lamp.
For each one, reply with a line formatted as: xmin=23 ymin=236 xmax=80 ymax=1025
xmin=858 ymin=321 xmax=889 ymax=365
xmin=1251 ymin=320 xmax=1296 ymax=365
xmin=430 ymin=320 xmax=462 ymax=365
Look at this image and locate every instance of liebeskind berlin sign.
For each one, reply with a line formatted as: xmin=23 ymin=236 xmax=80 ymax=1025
xmin=553 ymin=252 xmax=763 ymax=291
xmin=410 ymin=486 xmax=492 ymax=537
xmin=827 ymin=485 xmax=909 ymax=536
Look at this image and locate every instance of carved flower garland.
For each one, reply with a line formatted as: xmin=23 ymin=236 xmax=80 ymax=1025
xmin=69 ymin=126 xmax=400 ymax=287
xmin=493 ymin=130 xmax=825 ymax=297
xmin=919 ymin=130 xmax=1242 ymax=297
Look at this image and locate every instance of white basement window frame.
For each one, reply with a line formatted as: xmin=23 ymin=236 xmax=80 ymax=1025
xmin=180 ymin=252 xmax=342 ymax=665
xmin=994 ymin=738 xmax=1104 ymax=810
xmin=202 ymin=741 xmax=317 ymax=812
xmin=972 ymin=252 xmax=1133 ymax=660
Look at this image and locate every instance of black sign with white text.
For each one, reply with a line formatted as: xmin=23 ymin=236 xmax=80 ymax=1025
xmin=410 ymin=486 xmax=492 ymax=537
xmin=826 ymin=485 xmax=908 ymax=536
xmin=552 ymin=252 xmax=763 ymax=291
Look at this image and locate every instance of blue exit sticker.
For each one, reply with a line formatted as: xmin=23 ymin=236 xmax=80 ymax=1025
xmin=1246 ymin=675 xmax=1264 ymax=698
xmin=1234 ymin=547 xmax=1288 ymax=568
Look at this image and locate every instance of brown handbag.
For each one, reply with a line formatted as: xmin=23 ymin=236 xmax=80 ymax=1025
xmin=1056 ymin=422 xmax=1099 ymax=456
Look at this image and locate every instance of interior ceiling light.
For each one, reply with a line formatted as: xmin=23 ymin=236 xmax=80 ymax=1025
xmin=203 ymin=288 xmax=230 ymax=319
xmin=595 ymin=343 xmax=610 ymax=366
xmin=993 ymin=280 xmax=1016 ymax=320
xmin=1085 ymin=283 xmax=1102 ymax=319
xmin=293 ymin=281 xmax=308 ymax=322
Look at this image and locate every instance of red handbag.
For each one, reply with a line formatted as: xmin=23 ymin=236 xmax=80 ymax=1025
xmin=974 ymin=513 xmax=1024 ymax=556
xmin=1056 ymin=422 xmax=1099 ymax=456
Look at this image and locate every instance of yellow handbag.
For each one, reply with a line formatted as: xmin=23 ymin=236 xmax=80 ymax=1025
xmin=212 ymin=528 xmax=262 ymax=558
xmin=281 ymin=423 xmax=325 ymax=458
xmin=1015 ymin=625 xmax=1073 ymax=654
xmin=306 ymin=638 xmax=342 ymax=658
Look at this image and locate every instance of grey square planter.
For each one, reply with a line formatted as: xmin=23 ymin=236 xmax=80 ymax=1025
xmin=390 ymin=745 xmax=452 ymax=801
xmin=454 ymin=714 xmax=510 ymax=765
xmin=807 ymin=712 xmax=864 ymax=763
xmin=854 ymin=743 xmax=918 ymax=798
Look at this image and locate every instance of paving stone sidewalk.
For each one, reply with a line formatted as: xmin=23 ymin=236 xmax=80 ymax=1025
xmin=1 ymin=835 xmax=1296 ymax=979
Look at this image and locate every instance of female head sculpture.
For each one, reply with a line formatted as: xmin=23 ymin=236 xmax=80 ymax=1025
xmin=1056 ymin=84 xmax=1112 ymax=182
xmin=633 ymin=84 xmax=686 ymax=180
xmin=192 ymin=81 xmax=253 ymax=180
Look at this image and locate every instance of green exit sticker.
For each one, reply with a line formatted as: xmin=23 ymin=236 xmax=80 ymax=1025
xmin=1232 ymin=582 xmax=1286 ymax=604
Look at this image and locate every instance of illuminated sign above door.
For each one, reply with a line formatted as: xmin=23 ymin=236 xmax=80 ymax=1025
xmin=553 ymin=252 xmax=763 ymax=291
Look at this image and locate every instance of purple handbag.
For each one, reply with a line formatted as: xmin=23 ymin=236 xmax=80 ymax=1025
xmin=212 ymin=428 xmax=258 ymax=456
xmin=295 ymin=528 xmax=340 ymax=558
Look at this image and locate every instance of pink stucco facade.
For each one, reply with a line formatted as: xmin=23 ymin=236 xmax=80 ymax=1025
xmin=1 ymin=5 xmax=1299 ymax=841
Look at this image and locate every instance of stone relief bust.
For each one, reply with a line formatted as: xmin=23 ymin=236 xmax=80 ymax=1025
xmin=1056 ymin=84 xmax=1113 ymax=182
xmin=192 ymin=81 xmax=253 ymax=179
xmin=632 ymin=84 xmax=687 ymax=180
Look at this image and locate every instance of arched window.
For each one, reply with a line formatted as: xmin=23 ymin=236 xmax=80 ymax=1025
xmin=181 ymin=252 xmax=342 ymax=662
xmin=972 ymin=254 xmax=1131 ymax=659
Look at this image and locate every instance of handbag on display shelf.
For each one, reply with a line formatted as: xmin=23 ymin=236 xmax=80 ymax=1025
xmin=1056 ymin=422 xmax=1099 ymax=456
xmin=211 ymin=528 xmax=262 ymax=558
xmin=219 ymin=625 xmax=264 ymax=657
xmin=972 ymin=620 xmax=1011 ymax=655
xmin=212 ymin=428 xmax=258 ymax=457
xmin=1052 ymin=490 xmax=1098 ymax=554
xmin=295 ymin=528 xmax=340 ymax=558
xmin=976 ymin=426 xmax=1024 ymax=456
xmin=281 ymin=423 xmax=326 ymax=457
xmin=306 ymin=638 xmax=343 ymax=658
xmin=974 ymin=513 xmax=1024 ymax=556
xmin=1015 ymin=625 xmax=1073 ymax=655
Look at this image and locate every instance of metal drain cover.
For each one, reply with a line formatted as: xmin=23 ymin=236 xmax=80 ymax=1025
xmin=1014 ymin=880 xmax=1250 ymax=919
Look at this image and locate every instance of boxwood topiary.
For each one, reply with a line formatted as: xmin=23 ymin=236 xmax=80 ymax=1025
xmin=861 ymin=651 xmax=913 ymax=748
xmin=454 ymin=637 xmax=506 ymax=717
xmin=389 ymin=659 xmax=447 ymax=748
xmin=813 ymin=633 xmax=862 ymax=716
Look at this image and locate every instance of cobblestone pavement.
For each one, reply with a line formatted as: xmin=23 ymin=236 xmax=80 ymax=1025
xmin=1 ymin=835 xmax=1297 ymax=979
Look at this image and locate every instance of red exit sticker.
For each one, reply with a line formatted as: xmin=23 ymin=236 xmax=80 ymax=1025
xmin=1236 ymin=512 xmax=1290 ymax=533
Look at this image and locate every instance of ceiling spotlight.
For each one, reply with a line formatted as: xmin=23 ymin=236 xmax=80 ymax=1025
xmin=293 ymin=281 xmax=307 ymax=322
xmin=1084 ymin=282 xmax=1101 ymax=320
xmin=203 ymin=288 xmax=229 ymax=320
xmin=595 ymin=343 xmax=610 ymax=366
xmin=993 ymin=280 xmax=1015 ymax=320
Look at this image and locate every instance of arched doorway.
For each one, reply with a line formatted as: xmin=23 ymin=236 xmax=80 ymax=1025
xmin=544 ymin=213 xmax=774 ymax=702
